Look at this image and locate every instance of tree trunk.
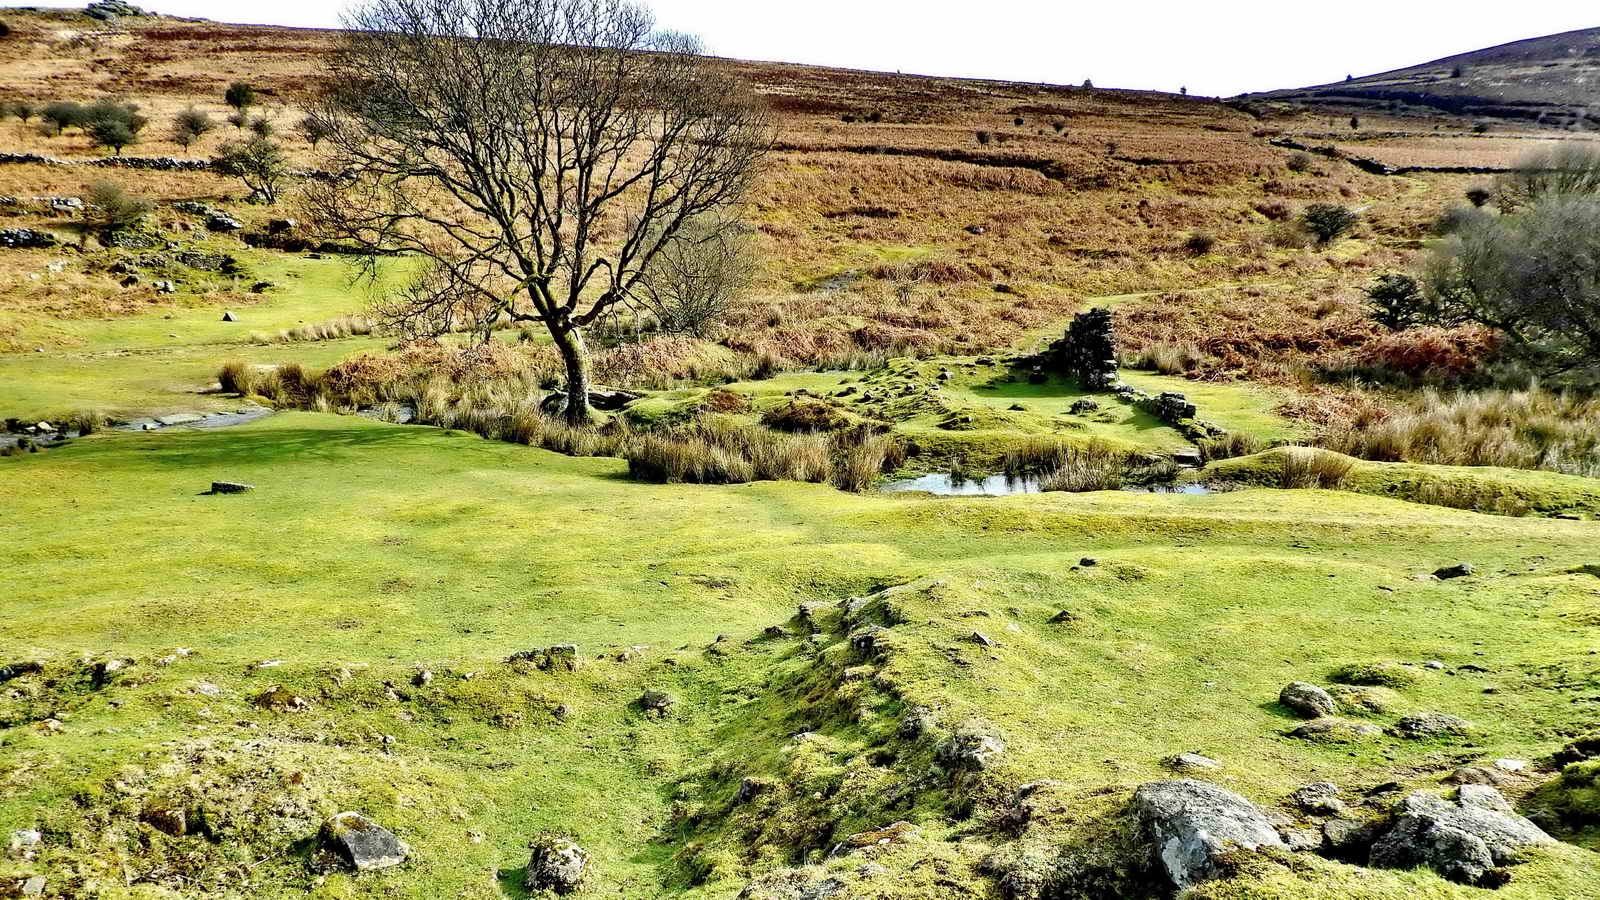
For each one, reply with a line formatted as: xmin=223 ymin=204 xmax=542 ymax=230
xmin=551 ymin=323 xmax=594 ymax=426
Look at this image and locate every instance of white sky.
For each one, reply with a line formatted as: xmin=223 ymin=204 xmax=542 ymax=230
xmin=25 ymin=0 xmax=1599 ymax=96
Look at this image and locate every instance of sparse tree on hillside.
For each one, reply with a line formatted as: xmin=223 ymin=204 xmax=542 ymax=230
xmin=224 ymin=81 xmax=256 ymax=112
xmin=1422 ymin=197 xmax=1600 ymax=378
xmin=41 ymin=100 xmax=85 ymax=135
xmin=249 ymin=115 xmax=274 ymax=137
xmin=302 ymin=0 xmax=771 ymax=425
xmin=88 ymin=117 xmax=136 ymax=154
xmin=172 ymin=106 xmax=214 ymax=150
xmin=1496 ymin=144 xmax=1600 ymax=210
xmin=634 ymin=212 xmax=755 ymax=337
xmin=7 ymin=99 xmax=36 ymax=122
xmin=214 ymin=136 xmax=288 ymax=204
xmin=295 ymin=114 xmax=330 ymax=148
xmin=226 ymin=110 xmax=247 ymax=130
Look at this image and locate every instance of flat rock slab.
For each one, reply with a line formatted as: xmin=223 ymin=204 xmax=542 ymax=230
xmin=1370 ymin=789 xmax=1553 ymax=885
xmin=1133 ymin=779 xmax=1286 ymax=891
xmin=155 ymin=413 xmax=206 ymax=426
xmin=207 ymin=482 xmax=254 ymax=494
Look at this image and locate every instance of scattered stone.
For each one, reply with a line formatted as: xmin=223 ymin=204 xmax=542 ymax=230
xmin=0 ymin=228 xmax=57 ymax=249
xmin=938 ymin=720 xmax=1005 ymax=771
xmin=1423 ymin=660 xmax=1447 ymax=670
xmin=0 ymin=661 xmax=43 ymax=684
xmin=1393 ymin=712 xmax=1475 ymax=739
xmin=8 ymin=829 xmax=41 ymax=859
xmin=1291 ymin=782 xmax=1345 ymax=815
xmin=640 ymin=689 xmax=675 ymax=715
xmin=736 ymin=777 xmax=772 ymax=804
xmin=221 ymin=310 xmax=239 ymax=322
xmin=1279 ymin=681 xmax=1336 ymax=719
xmin=1448 ymin=766 xmax=1510 ymax=787
xmin=763 ymin=625 xmax=792 ymax=639
xmin=525 ymin=834 xmax=589 ymax=893
xmin=411 ymin=670 xmax=433 ymax=687
xmin=1495 ymin=758 xmax=1529 ymax=772
xmin=1047 ymin=609 xmax=1078 ymax=624
xmin=254 ymin=685 xmax=312 ymax=712
xmin=205 ymin=213 xmax=244 ymax=232
xmin=507 ymin=645 xmax=580 ymax=672
xmin=142 ymin=804 xmax=188 ymax=836
xmin=250 ymin=281 xmax=275 ymax=293
xmin=1069 ymin=398 xmax=1100 ymax=414
xmin=320 ymin=812 xmax=409 ymax=872
xmin=1287 ymin=717 xmax=1382 ymax=743
xmin=1132 ymin=779 xmax=1286 ymax=891
xmin=1433 ymin=563 xmax=1475 ymax=580
xmin=20 ymin=876 xmax=45 ymax=898
xmin=1369 ymin=789 xmax=1553 ymax=885
xmin=1164 ymin=752 xmax=1221 ymax=772
xmin=157 ymin=413 xmax=205 ymax=426
xmin=1079 ymin=557 xmax=1098 ymax=567
xmin=154 ymin=279 xmax=176 ymax=293
xmin=120 ymin=274 xmax=140 ymax=287
xmin=842 ymin=820 xmax=918 ymax=850
xmin=897 ymin=705 xmax=936 ymax=739
xmin=969 ymin=630 xmax=996 ymax=647
xmin=207 ymin=481 xmax=254 ymax=494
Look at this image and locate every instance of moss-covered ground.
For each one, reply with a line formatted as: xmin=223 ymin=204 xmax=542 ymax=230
xmin=4 ymin=413 xmax=1600 ymax=897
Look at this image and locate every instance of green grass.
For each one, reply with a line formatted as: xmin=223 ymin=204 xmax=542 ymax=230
xmin=4 ymin=413 xmax=1600 ymax=897
xmin=0 ymin=253 xmax=419 ymax=419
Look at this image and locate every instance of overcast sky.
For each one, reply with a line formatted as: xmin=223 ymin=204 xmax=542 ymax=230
xmin=28 ymin=0 xmax=1599 ymax=96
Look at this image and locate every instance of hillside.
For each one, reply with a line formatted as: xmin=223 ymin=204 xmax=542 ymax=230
xmin=3 ymin=6 xmax=1600 ymax=900
xmin=1259 ymin=27 xmax=1600 ymax=127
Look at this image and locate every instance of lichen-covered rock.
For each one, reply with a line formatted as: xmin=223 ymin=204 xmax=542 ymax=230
xmin=525 ymin=834 xmax=588 ymax=894
xmin=1164 ymin=752 xmax=1221 ymax=773
xmin=640 ymin=688 xmax=675 ymax=715
xmin=1278 ymin=681 xmax=1336 ymax=718
xmin=319 ymin=812 xmax=408 ymax=871
xmin=1286 ymin=717 xmax=1382 ymax=743
xmin=937 ymin=720 xmax=1005 ymax=771
xmin=1369 ymin=789 xmax=1553 ymax=885
xmin=737 ymin=866 xmax=846 ymax=900
xmin=1393 ymin=712 xmax=1475 ymax=738
xmin=1290 ymin=782 xmax=1345 ymax=815
xmin=1132 ymin=779 xmax=1286 ymax=891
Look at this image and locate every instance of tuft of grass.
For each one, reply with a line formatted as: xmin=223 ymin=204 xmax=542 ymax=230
xmin=1330 ymin=661 xmax=1421 ymax=689
xmin=1278 ymin=446 xmax=1355 ymax=489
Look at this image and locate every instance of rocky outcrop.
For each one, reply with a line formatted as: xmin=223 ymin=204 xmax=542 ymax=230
xmin=1369 ymin=789 xmax=1553 ymax=885
xmin=0 ymin=228 xmax=57 ymax=249
xmin=1132 ymin=779 xmax=1286 ymax=891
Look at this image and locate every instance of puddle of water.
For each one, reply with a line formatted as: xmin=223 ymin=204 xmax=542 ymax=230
xmin=881 ymin=473 xmax=1213 ymax=497
xmin=882 ymin=473 xmax=1044 ymax=496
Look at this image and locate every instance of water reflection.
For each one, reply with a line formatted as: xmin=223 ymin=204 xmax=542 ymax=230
xmin=880 ymin=473 xmax=1213 ymax=497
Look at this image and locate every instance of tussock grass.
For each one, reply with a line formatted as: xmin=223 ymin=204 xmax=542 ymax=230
xmin=1319 ymin=387 xmax=1600 ymax=478
xmin=1277 ymin=446 xmax=1356 ymax=489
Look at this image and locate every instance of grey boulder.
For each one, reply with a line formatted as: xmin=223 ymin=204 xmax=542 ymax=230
xmin=319 ymin=811 xmax=408 ymax=871
xmin=526 ymin=835 xmax=589 ymax=894
xmin=1279 ymin=681 xmax=1336 ymax=719
xmin=1132 ymin=779 xmax=1286 ymax=891
xmin=1369 ymin=789 xmax=1553 ymax=885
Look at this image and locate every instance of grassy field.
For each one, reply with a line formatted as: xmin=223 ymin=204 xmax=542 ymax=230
xmin=3 ymin=414 xmax=1600 ymax=897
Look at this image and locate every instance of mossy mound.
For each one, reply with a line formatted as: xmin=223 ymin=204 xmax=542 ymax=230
xmin=1330 ymin=662 xmax=1422 ymax=689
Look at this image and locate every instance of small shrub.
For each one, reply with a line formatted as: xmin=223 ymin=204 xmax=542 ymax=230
xmin=1253 ymin=199 xmax=1292 ymax=221
xmin=975 ymin=130 xmax=991 ymax=146
xmin=1465 ymin=186 xmax=1492 ymax=208
xmin=1285 ymin=152 xmax=1314 ymax=173
xmin=1013 ymin=117 xmax=1024 ymax=126
xmin=1433 ymin=205 xmax=1489 ymax=236
xmin=172 ymin=106 xmax=215 ymax=150
xmin=760 ymin=398 xmax=856 ymax=433
xmin=224 ymin=81 xmax=256 ymax=111
xmin=1182 ymin=231 xmax=1216 ymax=256
xmin=1197 ymin=432 xmax=1266 ymax=462
xmin=87 ymin=180 xmax=153 ymax=230
xmin=1301 ymin=204 xmax=1358 ymax=244
xmin=248 ymin=116 xmax=274 ymax=137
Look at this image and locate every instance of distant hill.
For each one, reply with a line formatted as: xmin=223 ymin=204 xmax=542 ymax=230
xmin=1256 ymin=27 xmax=1600 ymax=128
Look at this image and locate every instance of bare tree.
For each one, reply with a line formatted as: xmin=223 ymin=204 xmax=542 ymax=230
xmin=302 ymin=0 xmax=771 ymax=424
xmin=635 ymin=213 xmax=754 ymax=337
xmin=214 ymin=136 xmax=289 ymax=204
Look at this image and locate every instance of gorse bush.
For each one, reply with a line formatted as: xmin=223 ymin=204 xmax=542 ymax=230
xmin=86 ymin=180 xmax=152 ymax=230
